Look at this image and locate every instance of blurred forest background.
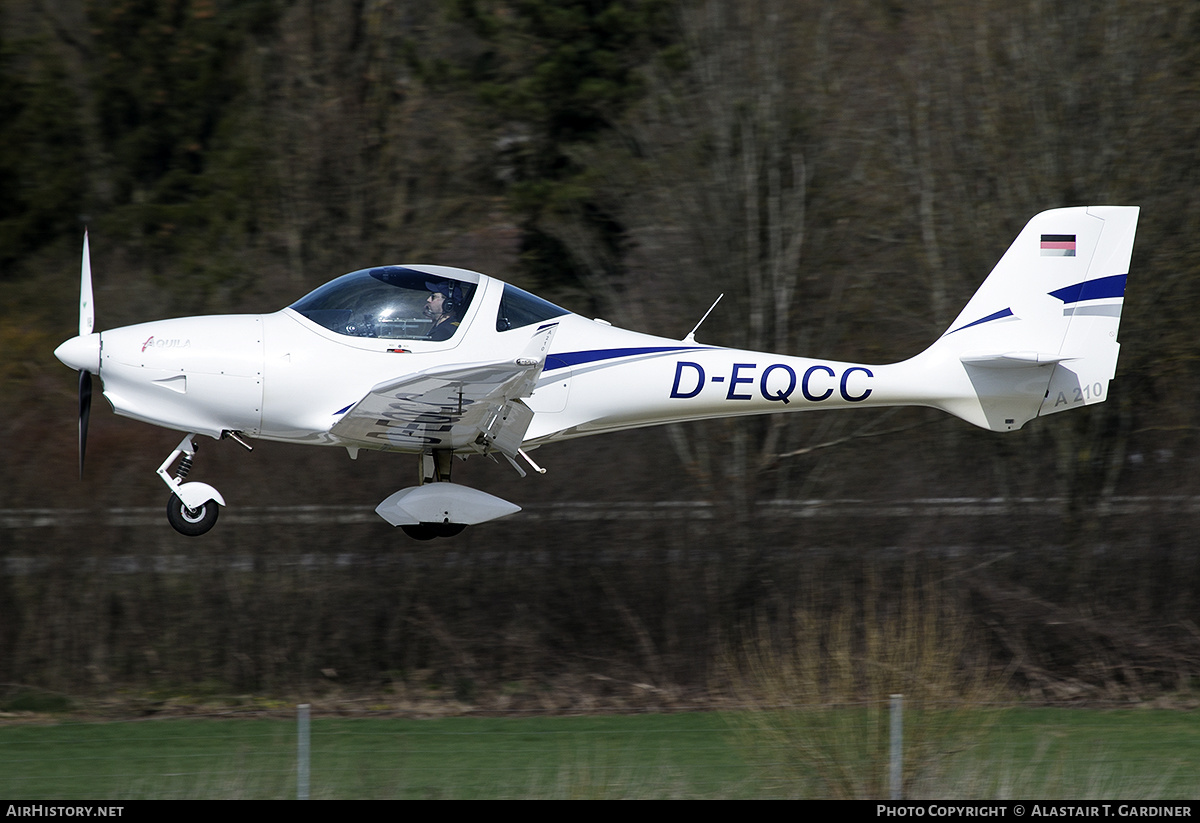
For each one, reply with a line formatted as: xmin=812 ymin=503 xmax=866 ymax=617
xmin=2 ymin=0 xmax=1200 ymax=711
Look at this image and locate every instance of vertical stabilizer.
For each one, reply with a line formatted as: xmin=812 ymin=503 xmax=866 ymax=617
xmin=920 ymin=206 xmax=1139 ymax=431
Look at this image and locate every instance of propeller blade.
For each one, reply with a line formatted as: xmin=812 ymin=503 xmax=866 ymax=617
xmin=80 ymin=230 xmax=94 ymax=337
xmin=78 ymin=368 xmax=92 ymax=479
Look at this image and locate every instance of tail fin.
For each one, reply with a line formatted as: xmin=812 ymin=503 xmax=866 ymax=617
xmin=922 ymin=206 xmax=1139 ymax=431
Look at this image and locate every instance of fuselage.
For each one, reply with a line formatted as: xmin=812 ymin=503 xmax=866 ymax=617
xmin=55 ymin=263 xmax=1012 ymax=455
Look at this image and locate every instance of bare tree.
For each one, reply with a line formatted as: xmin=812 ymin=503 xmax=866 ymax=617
xmin=535 ymin=0 xmax=821 ymax=519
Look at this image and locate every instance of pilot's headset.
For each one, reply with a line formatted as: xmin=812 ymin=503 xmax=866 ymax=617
xmin=427 ymin=281 xmax=461 ymax=316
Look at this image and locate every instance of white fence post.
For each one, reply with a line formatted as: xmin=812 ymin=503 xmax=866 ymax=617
xmin=297 ymin=703 xmax=311 ymax=800
xmin=889 ymin=694 xmax=902 ymax=800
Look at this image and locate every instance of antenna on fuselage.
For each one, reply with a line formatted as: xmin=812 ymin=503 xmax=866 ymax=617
xmin=683 ymin=294 xmax=724 ymax=343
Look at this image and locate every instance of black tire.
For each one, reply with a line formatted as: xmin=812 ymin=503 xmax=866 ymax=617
xmin=434 ymin=523 xmax=466 ymax=538
xmin=401 ymin=523 xmax=439 ymax=541
xmin=166 ymin=493 xmax=219 ymax=536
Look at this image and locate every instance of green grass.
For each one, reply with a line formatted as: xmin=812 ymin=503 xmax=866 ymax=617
xmin=0 ymin=708 xmax=1197 ymax=799
xmin=931 ymin=708 xmax=1200 ymax=800
xmin=0 ymin=713 xmax=753 ymax=800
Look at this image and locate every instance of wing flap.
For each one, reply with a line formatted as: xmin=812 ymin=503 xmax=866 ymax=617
xmin=330 ymin=323 xmax=556 ymax=455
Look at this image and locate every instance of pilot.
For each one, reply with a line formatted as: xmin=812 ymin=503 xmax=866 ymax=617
xmin=424 ymin=282 xmax=461 ymax=341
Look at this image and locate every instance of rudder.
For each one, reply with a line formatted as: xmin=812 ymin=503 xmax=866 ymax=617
xmin=1035 ymin=206 xmax=1138 ymax=418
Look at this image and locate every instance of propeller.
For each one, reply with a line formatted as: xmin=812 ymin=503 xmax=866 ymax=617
xmin=78 ymin=367 xmax=91 ymax=479
xmin=55 ymin=230 xmax=99 ymax=479
xmin=52 ymin=232 xmax=100 ymax=477
xmin=78 ymin=231 xmax=93 ymax=478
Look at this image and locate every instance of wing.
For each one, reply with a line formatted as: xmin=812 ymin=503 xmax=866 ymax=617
xmin=330 ymin=322 xmax=557 ymax=455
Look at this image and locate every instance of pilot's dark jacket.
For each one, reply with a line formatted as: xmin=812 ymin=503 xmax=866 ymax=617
xmin=428 ymin=320 xmax=459 ymax=341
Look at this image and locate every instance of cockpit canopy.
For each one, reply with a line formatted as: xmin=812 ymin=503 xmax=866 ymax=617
xmin=290 ymin=266 xmax=478 ymax=340
xmin=290 ymin=265 xmax=572 ymax=341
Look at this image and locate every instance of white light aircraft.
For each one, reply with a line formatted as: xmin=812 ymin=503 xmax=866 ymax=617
xmin=54 ymin=206 xmax=1139 ymax=538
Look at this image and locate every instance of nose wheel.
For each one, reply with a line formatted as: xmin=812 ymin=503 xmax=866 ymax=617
xmin=166 ymin=493 xmax=220 ymax=536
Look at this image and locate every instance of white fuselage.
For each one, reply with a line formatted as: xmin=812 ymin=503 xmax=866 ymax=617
xmin=77 ymin=209 xmax=1131 ymax=454
xmin=91 ymin=294 xmax=987 ymax=454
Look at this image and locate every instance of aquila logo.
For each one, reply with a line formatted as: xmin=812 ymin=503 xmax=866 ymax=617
xmin=142 ymin=336 xmax=191 ymax=352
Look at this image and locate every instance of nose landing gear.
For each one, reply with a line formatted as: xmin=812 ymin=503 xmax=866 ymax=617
xmin=157 ymin=434 xmax=225 ymax=536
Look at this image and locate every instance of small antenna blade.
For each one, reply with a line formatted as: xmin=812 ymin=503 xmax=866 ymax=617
xmin=683 ymin=294 xmax=724 ymax=343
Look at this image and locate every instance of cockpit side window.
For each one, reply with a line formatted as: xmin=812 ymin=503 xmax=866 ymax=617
xmin=290 ymin=267 xmax=476 ymax=340
xmin=495 ymin=284 xmax=570 ymax=332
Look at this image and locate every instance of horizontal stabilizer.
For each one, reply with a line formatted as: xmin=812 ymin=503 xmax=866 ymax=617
xmin=960 ymin=351 xmax=1072 ymax=369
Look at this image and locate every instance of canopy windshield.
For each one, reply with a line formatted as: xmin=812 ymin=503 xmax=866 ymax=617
xmin=290 ymin=267 xmax=478 ymax=341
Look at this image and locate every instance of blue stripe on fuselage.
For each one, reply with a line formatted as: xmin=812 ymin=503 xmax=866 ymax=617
xmin=543 ymin=346 xmax=705 ymax=373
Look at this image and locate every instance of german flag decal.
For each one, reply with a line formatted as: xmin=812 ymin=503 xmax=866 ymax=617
xmin=1040 ymin=234 xmax=1076 ymax=257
